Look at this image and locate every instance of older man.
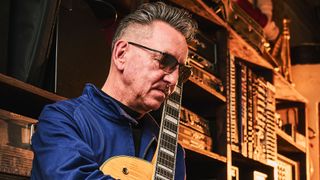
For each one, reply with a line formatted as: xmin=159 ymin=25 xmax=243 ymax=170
xmin=31 ymin=2 xmax=197 ymax=179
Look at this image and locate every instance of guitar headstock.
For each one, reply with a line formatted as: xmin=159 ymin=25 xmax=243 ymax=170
xmin=179 ymin=64 xmax=192 ymax=84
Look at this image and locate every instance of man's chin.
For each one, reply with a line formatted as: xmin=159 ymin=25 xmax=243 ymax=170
xmin=141 ymin=92 xmax=167 ymax=112
xmin=149 ymin=102 xmax=163 ymax=111
xmin=144 ymin=99 xmax=164 ymax=112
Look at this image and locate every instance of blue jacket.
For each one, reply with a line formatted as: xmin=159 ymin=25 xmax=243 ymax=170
xmin=31 ymin=84 xmax=186 ymax=180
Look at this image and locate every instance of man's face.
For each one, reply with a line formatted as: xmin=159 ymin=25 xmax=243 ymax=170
xmin=121 ymin=21 xmax=188 ymax=113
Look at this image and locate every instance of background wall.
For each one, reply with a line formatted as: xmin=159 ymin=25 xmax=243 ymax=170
xmin=56 ymin=0 xmax=115 ymax=98
xmin=291 ymin=64 xmax=320 ymax=180
xmin=273 ymin=0 xmax=320 ymax=46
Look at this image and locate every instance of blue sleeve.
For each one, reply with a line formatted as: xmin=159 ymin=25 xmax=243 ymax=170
xmin=175 ymin=144 xmax=186 ymax=180
xmin=31 ymin=105 xmax=114 ymax=180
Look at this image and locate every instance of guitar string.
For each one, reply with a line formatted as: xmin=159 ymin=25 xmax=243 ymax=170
xmin=156 ymin=125 xmax=178 ymax=173
xmin=155 ymin=85 xmax=182 ymax=179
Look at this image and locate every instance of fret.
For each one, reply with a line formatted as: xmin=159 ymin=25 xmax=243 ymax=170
xmin=157 ymin=154 xmax=174 ymax=168
xmin=174 ymin=86 xmax=181 ymax=94
xmin=158 ymin=164 xmax=173 ymax=173
xmin=163 ymin=116 xmax=177 ymax=126
xmin=160 ymin=123 xmax=177 ymax=139
xmin=157 ymin=158 xmax=174 ymax=172
xmin=160 ymin=136 xmax=176 ymax=150
xmin=162 ymin=130 xmax=177 ymax=142
xmin=163 ymin=119 xmax=178 ymax=131
xmin=161 ymin=126 xmax=177 ymax=138
xmin=166 ymin=99 xmax=180 ymax=110
xmin=159 ymin=138 xmax=175 ymax=149
xmin=155 ymin=173 xmax=171 ymax=180
xmin=155 ymin=165 xmax=172 ymax=179
xmin=165 ymin=106 xmax=179 ymax=118
xmin=163 ymin=128 xmax=177 ymax=138
xmin=159 ymin=136 xmax=176 ymax=151
xmin=164 ymin=114 xmax=178 ymax=125
xmin=169 ymin=92 xmax=181 ymax=103
xmin=156 ymin=158 xmax=174 ymax=174
xmin=156 ymin=165 xmax=173 ymax=178
xmin=160 ymin=147 xmax=174 ymax=157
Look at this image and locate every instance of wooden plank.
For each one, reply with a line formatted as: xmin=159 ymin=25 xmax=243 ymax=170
xmin=0 ymin=73 xmax=65 ymax=102
xmin=276 ymin=128 xmax=306 ymax=153
xmin=274 ymin=72 xmax=308 ymax=103
xmin=0 ymin=145 xmax=33 ymax=177
xmin=0 ymin=109 xmax=36 ymax=177
xmin=182 ymin=144 xmax=227 ymax=163
xmin=169 ymin=0 xmax=225 ymax=25
xmin=0 ymin=73 xmax=66 ymax=118
xmin=188 ymin=76 xmax=226 ymax=102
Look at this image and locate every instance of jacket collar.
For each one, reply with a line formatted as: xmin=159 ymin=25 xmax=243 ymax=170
xmin=83 ymin=83 xmax=160 ymax=158
xmin=82 ymin=83 xmax=139 ymax=125
xmin=82 ymin=84 xmax=160 ymax=129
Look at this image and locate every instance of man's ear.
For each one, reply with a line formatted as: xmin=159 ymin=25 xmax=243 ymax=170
xmin=112 ymin=40 xmax=128 ymax=71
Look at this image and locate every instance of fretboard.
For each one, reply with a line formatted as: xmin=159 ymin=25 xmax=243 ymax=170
xmin=153 ymin=83 xmax=183 ymax=180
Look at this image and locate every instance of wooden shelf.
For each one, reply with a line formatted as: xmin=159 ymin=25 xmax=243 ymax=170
xmin=228 ymin=33 xmax=274 ymax=69
xmin=276 ymin=127 xmax=306 ymax=154
xmin=170 ymin=0 xmax=226 ymax=26
xmin=0 ymin=108 xmax=37 ymax=125
xmin=274 ymin=72 xmax=308 ymax=103
xmin=182 ymin=80 xmax=226 ymax=119
xmin=184 ymin=145 xmax=227 ymax=179
xmin=183 ymin=144 xmax=227 ymax=164
xmin=231 ymin=151 xmax=275 ymax=173
xmin=0 ymin=73 xmax=66 ymax=119
xmin=188 ymin=77 xmax=226 ymax=103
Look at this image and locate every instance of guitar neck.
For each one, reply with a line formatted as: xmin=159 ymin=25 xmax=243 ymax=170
xmin=153 ymin=83 xmax=183 ymax=180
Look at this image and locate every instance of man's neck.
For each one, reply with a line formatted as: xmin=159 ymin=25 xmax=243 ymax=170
xmin=101 ymin=82 xmax=145 ymax=119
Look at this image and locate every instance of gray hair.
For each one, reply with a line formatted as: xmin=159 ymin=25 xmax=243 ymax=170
xmin=111 ymin=1 xmax=198 ymax=50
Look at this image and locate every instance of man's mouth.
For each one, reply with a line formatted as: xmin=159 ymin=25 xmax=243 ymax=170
xmin=153 ymin=84 xmax=171 ymax=97
xmin=162 ymin=85 xmax=171 ymax=97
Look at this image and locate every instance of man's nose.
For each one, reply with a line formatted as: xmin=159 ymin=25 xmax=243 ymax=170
xmin=163 ymin=69 xmax=179 ymax=85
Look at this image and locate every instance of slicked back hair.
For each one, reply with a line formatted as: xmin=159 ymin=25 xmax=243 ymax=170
xmin=111 ymin=1 xmax=198 ymax=51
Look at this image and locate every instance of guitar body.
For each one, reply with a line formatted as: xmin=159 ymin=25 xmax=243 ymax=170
xmin=100 ymin=156 xmax=153 ymax=180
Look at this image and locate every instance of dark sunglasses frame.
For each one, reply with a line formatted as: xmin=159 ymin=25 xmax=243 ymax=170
xmin=128 ymin=41 xmax=191 ymax=82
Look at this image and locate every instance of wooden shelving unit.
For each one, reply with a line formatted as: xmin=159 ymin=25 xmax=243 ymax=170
xmin=1 ymin=0 xmax=309 ymax=179
xmin=169 ymin=0 xmax=309 ymax=179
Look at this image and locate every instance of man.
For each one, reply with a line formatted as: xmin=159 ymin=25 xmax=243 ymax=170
xmin=31 ymin=1 xmax=197 ymax=179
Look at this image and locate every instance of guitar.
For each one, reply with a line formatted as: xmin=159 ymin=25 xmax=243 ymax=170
xmin=100 ymin=81 xmax=184 ymax=180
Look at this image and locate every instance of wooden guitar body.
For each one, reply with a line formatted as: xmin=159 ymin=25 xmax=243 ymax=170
xmin=100 ymin=156 xmax=153 ymax=180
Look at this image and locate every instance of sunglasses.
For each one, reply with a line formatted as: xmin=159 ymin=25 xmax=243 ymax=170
xmin=128 ymin=42 xmax=192 ymax=83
